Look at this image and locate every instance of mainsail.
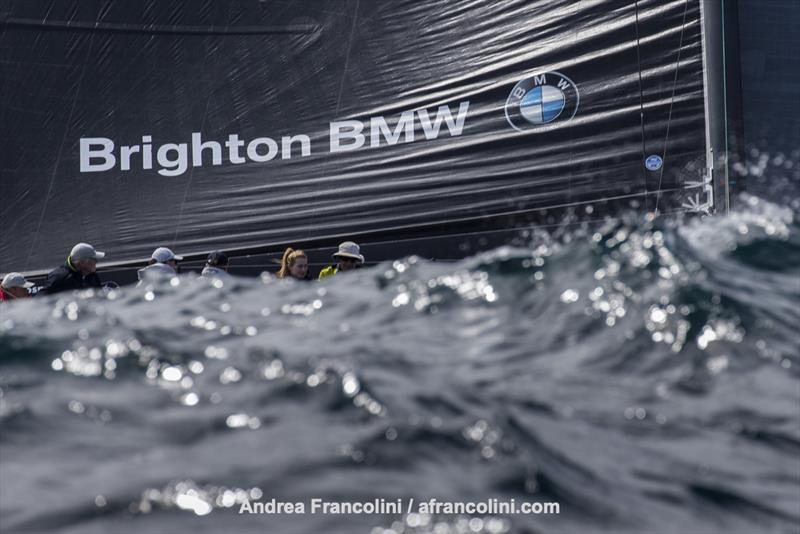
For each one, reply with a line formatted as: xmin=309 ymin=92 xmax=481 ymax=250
xmin=0 ymin=0 xmax=724 ymax=273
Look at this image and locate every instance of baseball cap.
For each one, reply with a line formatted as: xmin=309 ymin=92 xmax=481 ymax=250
xmin=70 ymin=243 xmax=106 ymax=261
xmin=151 ymin=247 xmax=183 ymax=263
xmin=206 ymin=250 xmax=229 ymax=267
xmin=1 ymin=272 xmax=35 ymax=289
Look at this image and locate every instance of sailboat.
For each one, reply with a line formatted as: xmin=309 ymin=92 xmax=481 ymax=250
xmin=0 ymin=0 xmax=743 ymax=283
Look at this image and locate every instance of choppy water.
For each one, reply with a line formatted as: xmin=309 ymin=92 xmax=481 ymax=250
xmin=1 ymin=193 xmax=799 ymax=534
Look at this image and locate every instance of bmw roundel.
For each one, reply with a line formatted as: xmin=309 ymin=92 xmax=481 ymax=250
xmin=505 ymin=71 xmax=579 ymax=132
xmin=645 ymin=154 xmax=663 ymax=171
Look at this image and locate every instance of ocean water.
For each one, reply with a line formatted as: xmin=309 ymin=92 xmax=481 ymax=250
xmin=1 ymin=193 xmax=799 ymax=534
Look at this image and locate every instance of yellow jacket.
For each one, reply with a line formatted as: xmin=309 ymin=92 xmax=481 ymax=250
xmin=318 ymin=265 xmax=337 ymax=280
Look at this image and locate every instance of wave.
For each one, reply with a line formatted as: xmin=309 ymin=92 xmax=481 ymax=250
xmin=1 ymin=194 xmax=798 ymax=533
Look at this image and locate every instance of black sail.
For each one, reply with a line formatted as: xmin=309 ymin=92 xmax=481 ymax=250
xmin=0 ymin=0 xmax=713 ymax=273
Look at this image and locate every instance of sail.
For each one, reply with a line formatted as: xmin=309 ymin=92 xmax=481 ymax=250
xmin=0 ymin=0 xmax=711 ymax=273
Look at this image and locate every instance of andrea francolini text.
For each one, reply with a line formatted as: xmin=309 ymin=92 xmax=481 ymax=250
xmin=239 ymin=498 xmax=403 ymax=515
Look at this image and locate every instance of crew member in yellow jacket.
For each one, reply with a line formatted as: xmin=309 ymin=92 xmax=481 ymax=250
xmin=318 ymin=241 xmax=365 ymax=279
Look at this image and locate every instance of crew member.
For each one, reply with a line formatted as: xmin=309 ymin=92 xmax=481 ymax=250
xmin=137 ymin=247 xmax=183 ymax=280
xmin=318 ymin=241 xmax=364 ymax=279
xmin=202 ymin=250 xmax=230 ymax=277
xmin=277 ymin=248 xmax=311 ymax=281
xmin=0 ymin=272 xmax=35 ymax=302
xmin=37 ymin=243 xmax=105 ymax=295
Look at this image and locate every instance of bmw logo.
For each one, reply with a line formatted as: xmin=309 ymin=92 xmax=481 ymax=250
xmin=505 ymin=71 xmax=579 ymax=132
xmin=645 ymin=155 xmax=663 ymax=171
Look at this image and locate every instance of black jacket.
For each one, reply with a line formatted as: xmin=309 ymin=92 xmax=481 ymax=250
xmin=37 ymin=261 xmax=102 ymax=295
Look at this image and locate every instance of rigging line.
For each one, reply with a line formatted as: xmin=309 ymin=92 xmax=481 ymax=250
xmin=307 ymin=0 xmax=359 ymax=240
xmin=171 ymin=94 xmax=213 ymax=248
xmin=653 ymin=0 xmax=691 ymax=216
xmin=171 ymin=1 xmax=230 ymax=248
xmin=24 ymin=33 xmax=96 ymax=270
xmin=634 ymin=0 xmax=649 ymax=213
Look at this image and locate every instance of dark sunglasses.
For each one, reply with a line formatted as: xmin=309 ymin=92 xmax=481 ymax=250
xmin=338 ymin=256 xmax=358 ymax=263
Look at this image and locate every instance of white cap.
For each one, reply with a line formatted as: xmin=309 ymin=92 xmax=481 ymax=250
xmin=151 ymin=247 xmax=183 ymax=263
xmin=1 ymin=272 xmax=35 ymax=289
xmin=70 ymin=242 xmax=106 ymax=261
xmin=332 ymin=241 xmax=364 ymax=263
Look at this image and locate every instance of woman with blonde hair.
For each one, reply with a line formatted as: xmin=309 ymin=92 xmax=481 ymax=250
xmin=277 ymin=248 xmax=311 ymax=281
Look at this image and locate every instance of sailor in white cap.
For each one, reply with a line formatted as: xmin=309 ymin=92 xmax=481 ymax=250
xmin=0 ymin=272 xmax=35 ymax=302
xmin=318 ymin=241 xmax=365 ymax=280
xmin=137 ymin=247 xmax=184 ymax=280
xmin=38 ymin=242 xmax=106 ymax=295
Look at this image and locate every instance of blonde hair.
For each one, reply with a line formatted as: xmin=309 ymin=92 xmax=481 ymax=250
xmin=278 ymin=248 xmax=308 ymax=278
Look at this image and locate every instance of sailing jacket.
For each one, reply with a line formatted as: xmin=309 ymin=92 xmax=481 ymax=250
xmin=137 ymin=263 xmax=177 ymax=281
xmin=201 ymin=266 xmax=229 ymax=278
xmin=37 ymin=259 xmax=102 ymax=295
xmin=318 ymin=266 xmax=337 ymax=280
